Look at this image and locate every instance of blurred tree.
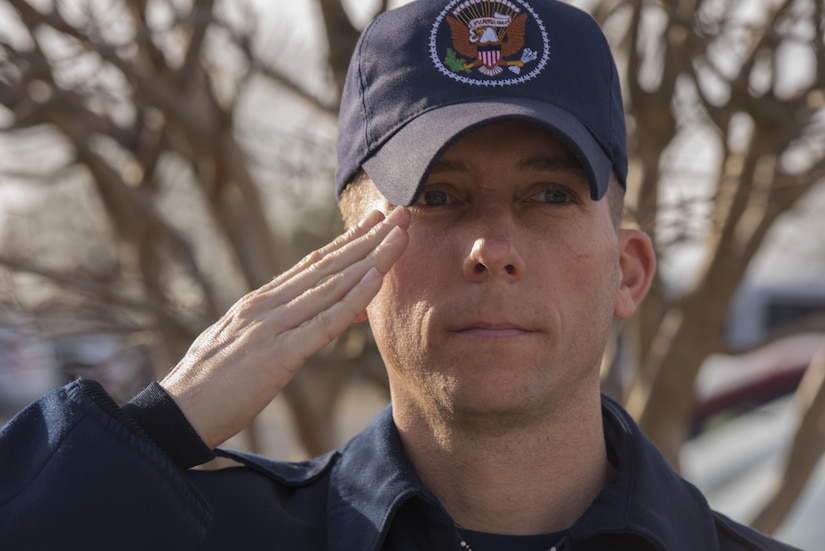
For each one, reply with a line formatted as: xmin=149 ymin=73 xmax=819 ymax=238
xmin=589 ymin=0 xmax=825 ymax=533
xmin=751 ymin=340 xmax=825 ymax=534
xmin=0 ymin=0 xmax=387 ymax=456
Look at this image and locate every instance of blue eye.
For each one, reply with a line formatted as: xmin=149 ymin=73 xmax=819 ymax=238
xmin=417 ymin=190 xmax=451 ymax=206
xmin=534 ymin=189 xmax=569 ymax=204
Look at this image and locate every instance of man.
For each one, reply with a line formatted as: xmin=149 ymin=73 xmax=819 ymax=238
xmin=0 ymin=1 xmax=801 ymax=549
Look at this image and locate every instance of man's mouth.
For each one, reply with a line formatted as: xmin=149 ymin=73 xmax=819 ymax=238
xmin=452 ymin=321 xmax=535 ymax=338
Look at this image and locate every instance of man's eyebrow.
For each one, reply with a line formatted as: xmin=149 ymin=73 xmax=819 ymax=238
xmin=429 ymin=159 xmax=468 ymax=174
xmin=518 ymin=156 xmax=585 ymax=175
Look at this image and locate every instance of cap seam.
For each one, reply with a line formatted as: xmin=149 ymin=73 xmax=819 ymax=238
xmin=357 ymin=18 xmax=378 ymax=159
xmin=606 ymin=37 xmax=617 ymax=169
xmin=588 ymin=13 xmax=620 ymax=173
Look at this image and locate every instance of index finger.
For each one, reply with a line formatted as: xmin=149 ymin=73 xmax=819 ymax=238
xmin=268 ymin=209 xmax=385 ymax=289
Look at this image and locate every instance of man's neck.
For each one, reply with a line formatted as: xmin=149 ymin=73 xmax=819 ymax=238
xmin=393 ymin=390 xmax=611 ymax=535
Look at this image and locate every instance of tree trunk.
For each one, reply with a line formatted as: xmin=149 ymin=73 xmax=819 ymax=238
xmin=750 ymin=341 xmax=825 ymax=534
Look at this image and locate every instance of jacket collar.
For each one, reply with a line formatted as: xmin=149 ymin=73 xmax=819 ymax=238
xmin=568 ymin=396 xmax=720 ymax=551
xmin=327 ymin=406 xmax=455 ymax=551
xmin=327 ymin=399 xmax=720 ymax=551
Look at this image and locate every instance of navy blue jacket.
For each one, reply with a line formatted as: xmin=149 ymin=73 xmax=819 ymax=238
xmin=0 ymin=379 xmax=800 ymax=550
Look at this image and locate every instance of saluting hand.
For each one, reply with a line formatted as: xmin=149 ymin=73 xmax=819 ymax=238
xmin=160 ymin=207 xmax=410 ymax=449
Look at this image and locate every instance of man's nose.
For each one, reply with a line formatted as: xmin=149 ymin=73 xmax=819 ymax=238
xmin=462 ymin=229 xmax=525 ymax=283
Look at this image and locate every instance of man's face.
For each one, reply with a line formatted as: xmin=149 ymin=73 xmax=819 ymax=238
xmin=366 ymin=122 xmax=630 ymax=423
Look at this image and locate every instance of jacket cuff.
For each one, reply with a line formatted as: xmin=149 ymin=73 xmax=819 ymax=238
xmin=120 ymin=382 xmax=216 ymax=469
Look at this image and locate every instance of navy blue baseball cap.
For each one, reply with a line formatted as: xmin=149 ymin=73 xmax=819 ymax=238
xmin=336 ymin=0 xmax=627 ymax=206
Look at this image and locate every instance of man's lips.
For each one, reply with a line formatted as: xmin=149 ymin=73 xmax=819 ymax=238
xmin=450 ymin=321 xmax=536 ymax=338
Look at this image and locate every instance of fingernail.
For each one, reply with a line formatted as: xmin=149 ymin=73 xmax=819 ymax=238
xmin=358 ymin=210 xmax=383 ymax=229
xmin=385 ymin=206 xmax=407 ymax=225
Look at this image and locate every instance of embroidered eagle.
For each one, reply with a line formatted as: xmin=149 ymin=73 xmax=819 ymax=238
xmin=445 ymin=13 xmax=528 ymax=76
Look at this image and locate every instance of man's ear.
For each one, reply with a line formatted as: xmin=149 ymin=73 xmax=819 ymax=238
xmin=614 ymin=229 xmax=656 ymax=320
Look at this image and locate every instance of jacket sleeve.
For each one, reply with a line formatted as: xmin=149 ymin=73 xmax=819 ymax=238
xmin=0 ymin=379 xmax=213 ymax=549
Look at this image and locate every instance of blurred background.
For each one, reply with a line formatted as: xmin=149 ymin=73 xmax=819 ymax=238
xmin=0 ymin=0 xmax=823 ymax=548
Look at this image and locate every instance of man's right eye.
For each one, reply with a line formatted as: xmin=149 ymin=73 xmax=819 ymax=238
xmin=416 ymin=190 xmax=451 ymax=206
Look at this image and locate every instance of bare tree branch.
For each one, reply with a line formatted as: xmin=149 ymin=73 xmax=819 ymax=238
xmin=751 ymin=340 xmax=825 ymax=534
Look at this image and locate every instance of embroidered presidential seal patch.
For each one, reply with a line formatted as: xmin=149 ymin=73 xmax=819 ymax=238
xmin=429 ymin=0 xmax=549 ymax=86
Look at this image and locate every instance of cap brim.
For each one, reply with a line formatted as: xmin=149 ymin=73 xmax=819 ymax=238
xmin=361 ymin=98 xmax=613 ymax=206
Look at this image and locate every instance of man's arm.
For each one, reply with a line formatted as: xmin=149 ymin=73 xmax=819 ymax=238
xmin=0 ymin=207 xmax=409 ymax=546
xmin=0 ymin=379 xmax=212 ymax=548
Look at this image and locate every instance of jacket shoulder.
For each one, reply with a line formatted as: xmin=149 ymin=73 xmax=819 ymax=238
xmin=714 ymin=512 xmax=802 ymax=551
xmin=214 ymin=447 xmax=339 ymax=486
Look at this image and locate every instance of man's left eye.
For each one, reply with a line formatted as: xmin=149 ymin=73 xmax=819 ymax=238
xmin=531 ymin=189 xmax=570 ymax=204
xmin=416 ymin=190 xmax=452 ymax=206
